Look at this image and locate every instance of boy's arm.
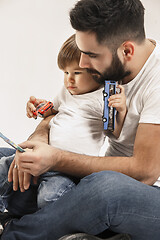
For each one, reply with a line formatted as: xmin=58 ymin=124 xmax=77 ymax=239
xmin=108 ymin=85 xmax=127 ymax=138
xmin=113 ymin=109 xmax=127 ymax=138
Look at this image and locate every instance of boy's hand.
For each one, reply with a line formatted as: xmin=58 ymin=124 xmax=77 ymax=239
xmin=26 ymin=96 xmax=47 ymax=119
xmin=108 ymin=85 xmax=126 ymax=114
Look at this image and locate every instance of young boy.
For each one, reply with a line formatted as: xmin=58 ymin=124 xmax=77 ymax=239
xmin=0 ymin=34 xmax=126 ymax=228
xmin=26 ymin=34 xmax=127 ymax=208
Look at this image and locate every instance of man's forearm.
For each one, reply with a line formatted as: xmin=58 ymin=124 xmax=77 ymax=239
xmin=52 ymin=149 xmax=155 ymax=185
xmin=52 ymin=123 xmax=160 ymax=185
xmin=28 ymin=115 xmax=53 ymax=143
xmin=18 ymin=123 xmax=160 ymax=187
xmin=52 ymin=149 xmax=132 ymax=178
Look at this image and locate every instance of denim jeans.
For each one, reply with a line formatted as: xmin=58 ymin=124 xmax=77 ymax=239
xmin=38 ymin=172 xmax=75 ymax=208
xmin=0 ymin=148 xmax=75 ymax=212
xmin=1 ymin=149 xmax=160 ymax=240
xmin=0 ymin=148 xmax=16 ymax=212
xmin=0 ymin=148 xmax=16 ymax=158
xmin=0 ymin=148 xmax=37 ymax=216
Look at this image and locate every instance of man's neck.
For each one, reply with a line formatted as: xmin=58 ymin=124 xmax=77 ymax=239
xmin=122 ymin=39 xmax=156 ymax=84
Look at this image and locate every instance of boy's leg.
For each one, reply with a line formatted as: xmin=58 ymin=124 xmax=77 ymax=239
xmin=0 ymin=149 xmax=16 ymax=233
xmin=2 ymin=171 xmax=160 ymax=240
xmin=0 ymin=153 xmax=37 ymax=217
xmin=37 ymin=171 xmax=76 ymax=208
xmin=0 ymin=155 xmax=14 ymax=212
xmin=0 ymin=146 xmax=16 ymax=210
xmin=0 ymin=148 xmax=16 ymax=158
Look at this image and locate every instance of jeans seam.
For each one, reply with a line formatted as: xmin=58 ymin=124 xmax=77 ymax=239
xmin=110 ymin=212 xmax=160 ymax=221
xmin=87 ymin=218 xmax=108 ymax=234
xmin=56 ymin=182 xmax=75 ymax=199
xmin=87 ymin=209 xmax=160 ymax=234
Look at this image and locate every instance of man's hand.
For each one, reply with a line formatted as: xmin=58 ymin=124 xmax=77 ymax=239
xmin=8 ymin=151 xmax=37 ymax=192
xmin=7 ymin=105 xmax=54 ymax=190
xmin=15 ymin=141 xmax=58 ymax=177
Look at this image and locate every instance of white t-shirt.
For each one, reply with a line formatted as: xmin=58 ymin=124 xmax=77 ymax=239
xmin=49 ymin=86 xmax=105 ymax=156
xmin=105 ymin=40 xmax=160 ymax=186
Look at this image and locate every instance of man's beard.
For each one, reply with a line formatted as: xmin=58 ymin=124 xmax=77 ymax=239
xmin=87 ymin=52 xmax=131 ymax=84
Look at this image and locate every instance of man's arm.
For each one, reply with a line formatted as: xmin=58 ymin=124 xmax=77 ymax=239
xmin=27 ymin=115 xmax=54 ymax=143
xmin=17 ymin=123 xmax=160 ymax=186
xmin=8 ymin=115 xmax=53 ymax=191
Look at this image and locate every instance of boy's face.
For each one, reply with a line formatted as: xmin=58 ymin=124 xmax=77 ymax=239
xmin=63 ymin=61 xmax=101 ymax=95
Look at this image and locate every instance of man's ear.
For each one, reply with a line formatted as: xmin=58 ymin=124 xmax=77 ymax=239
xmin=121 ymin=41 xmax=135 ymax=61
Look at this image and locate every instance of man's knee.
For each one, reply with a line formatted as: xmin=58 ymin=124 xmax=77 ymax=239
xmin=82 ymin=170 xmax=128 ymax=189
xmin=81 ymin=171 xmax=137 ymax=204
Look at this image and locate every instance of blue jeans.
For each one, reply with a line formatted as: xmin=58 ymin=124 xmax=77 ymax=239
xmin=1 ymin=150 xmax=160 ymax=239
xmin=38 ymin=172 xmax=75 ymax=208
xmin=0 ymin=148 xmax=16 ymax=212
xmin=0 ymin=148 xmax=75 ymax=212
xmin=0 ymin=148 xmax=37 ymax=216
xmin=0 ymin=148 xmax=16 ymax=158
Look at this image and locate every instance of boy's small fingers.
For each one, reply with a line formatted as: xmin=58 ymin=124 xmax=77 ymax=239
xmin=30 ymin=96 xmax=36 ymax=104
xmin=117 ymin=85 xmax=125 ymax=93
xmin=111 ymin=103 xmax=120 ymax=109
xmin=26 ymin=112 xmax=33 ymax=118
xmin=28 ymin=102 xmax=36 ymax=111
xmin=109 ymin=95 xmax=121 ymax=101
xmin=108 ymin=99 xmax=121 ymax=106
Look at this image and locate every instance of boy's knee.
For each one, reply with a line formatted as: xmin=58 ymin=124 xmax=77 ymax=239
xmin=37 ymin=190 xmax=46 ymax=209
xmin=0 ymin=155 xmax=14 ymax=186
xmin=0 ymin=155 xmax=14 ymax=171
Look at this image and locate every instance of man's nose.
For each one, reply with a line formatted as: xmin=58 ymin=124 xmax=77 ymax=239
xmin=79 ymin=53 xmax=91 ymax=68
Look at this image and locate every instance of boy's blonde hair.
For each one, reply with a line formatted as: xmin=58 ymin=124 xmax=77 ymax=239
xmin=57 ymin=34 xmax=81 ymax=70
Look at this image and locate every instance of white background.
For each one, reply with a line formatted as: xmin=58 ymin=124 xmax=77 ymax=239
xmin=0 ymin=0 xmax=160 ymax=148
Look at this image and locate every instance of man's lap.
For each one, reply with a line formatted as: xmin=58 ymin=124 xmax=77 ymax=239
xmin=2 ymin=171 xmax=160 ymax=240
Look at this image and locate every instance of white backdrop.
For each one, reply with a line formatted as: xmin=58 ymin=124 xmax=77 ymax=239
xmin=0 ymin=0 xmax=160 ymax=147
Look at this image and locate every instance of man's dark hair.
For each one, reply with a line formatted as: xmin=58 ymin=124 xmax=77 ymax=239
xmin=70 ymin=0 xmax=145 ymax=49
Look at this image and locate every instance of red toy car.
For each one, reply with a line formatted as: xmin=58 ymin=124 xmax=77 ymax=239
xmin=33 ymin=101 xmax=54 ymax=118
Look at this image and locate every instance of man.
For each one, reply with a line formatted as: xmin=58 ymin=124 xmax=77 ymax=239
xmin=1 ymin=0 xmax=160 ymax=239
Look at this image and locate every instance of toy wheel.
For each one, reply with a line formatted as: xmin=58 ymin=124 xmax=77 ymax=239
xmin=103 ymin=92 xmax=108 ymax=97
